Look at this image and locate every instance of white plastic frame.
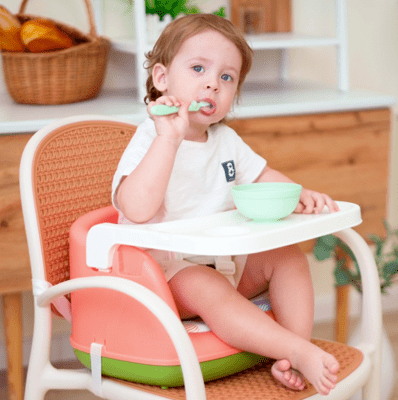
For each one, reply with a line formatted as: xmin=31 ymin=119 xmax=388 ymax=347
xmin=20 ymin=115 xmax=382 ymax=400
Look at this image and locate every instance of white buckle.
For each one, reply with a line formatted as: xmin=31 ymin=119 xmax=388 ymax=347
xmin=215 ymin=256 xmax=236 ymax=286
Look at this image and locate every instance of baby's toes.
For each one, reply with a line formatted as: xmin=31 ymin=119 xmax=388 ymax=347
xmin=295 ymin=374 xmax=305 ymax=390
xmin=282 ymin=369 xmax=291 ymax=380
xmin=321 ymin=375 xmax=336 ymax=390
xmin=288 ymin=372 xmax=298 ymax=386
xmin=323 ymin=367 xmax=338 ymax=384
xmin=324 ymin=355 xmax=340 ymax=374
xmin=287 ymin=370 xmax=306 ymax=389
xmin=316 ymin=381 xmax=332 ymax=396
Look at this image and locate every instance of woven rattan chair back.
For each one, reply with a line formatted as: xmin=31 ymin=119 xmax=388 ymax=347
xmin=31 ymin=120 xmax=136 ymax=288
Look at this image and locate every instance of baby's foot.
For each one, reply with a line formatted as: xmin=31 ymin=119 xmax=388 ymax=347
xmin=271 ymin=359 xmax=306 ymax=391
xmin=292 ymin=344 xmax=340 ymax=395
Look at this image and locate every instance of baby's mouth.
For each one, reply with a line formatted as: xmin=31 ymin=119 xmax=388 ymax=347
xmin=200 ymin=98 xmax=216 ymax=115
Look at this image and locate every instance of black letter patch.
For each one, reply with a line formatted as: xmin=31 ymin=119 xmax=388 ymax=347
xmin=221 ymin=160 xmax=236 ymax=182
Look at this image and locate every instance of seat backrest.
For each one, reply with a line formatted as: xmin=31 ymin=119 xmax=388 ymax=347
xmin=21 ymin=117 xmax=136 ymax=287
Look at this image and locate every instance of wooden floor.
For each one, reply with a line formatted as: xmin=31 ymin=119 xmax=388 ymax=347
xmin=1 ymin=311 xmax=397 ymax=400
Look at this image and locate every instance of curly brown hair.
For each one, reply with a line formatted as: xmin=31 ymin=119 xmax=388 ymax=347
xmin=144 ymin=14 xmax=253 ymax=104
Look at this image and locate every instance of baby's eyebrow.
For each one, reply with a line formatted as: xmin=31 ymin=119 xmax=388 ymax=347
xmin=187 ymin=56 xmax=211 ymax=64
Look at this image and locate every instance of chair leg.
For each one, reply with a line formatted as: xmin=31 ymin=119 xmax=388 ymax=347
xmin=334 ymin=246 xmax=352 ymax=343
xmin=335 ymin=285 xmax=350 ymax=343
xmin=335 ymin=229 xmax=382 ymax=400
xmin=24 ymin=303 xmax=53 ymax=400
xmin=3 ymin=293 xmax=24 ymax=400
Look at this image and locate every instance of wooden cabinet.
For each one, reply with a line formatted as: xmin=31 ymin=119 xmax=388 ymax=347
xmin=0 ymin=133 xmax=32 ymax=400
xmin=0 ymin=133 xmax=33 ymax=294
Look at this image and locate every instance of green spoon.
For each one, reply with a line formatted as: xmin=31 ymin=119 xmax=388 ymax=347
xmin=150 ymin=101 xmax=211 ymax=116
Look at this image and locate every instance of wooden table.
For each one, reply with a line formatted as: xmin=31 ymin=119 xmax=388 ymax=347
xmin=0 ymin=108 xmax=391 ymax=400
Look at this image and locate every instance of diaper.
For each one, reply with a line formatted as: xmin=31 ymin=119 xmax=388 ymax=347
xmin=146 ymin=249 xmax=248 ymax=288
xmin=183 ymin=291 xmax=272 ymax=333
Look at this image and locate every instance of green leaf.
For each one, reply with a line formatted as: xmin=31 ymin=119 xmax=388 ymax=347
xmin=313 ymin=235 xmax=337 ymax=261
xmin=368 ymin=233 xmax=384 ymax=257
xmin=184 ymin=6 xmax=201 ymax=15
xmin=383 ymin=260 xmax=398 ymax=281
xmin=333 ymin=264 xmax=353 ymax=286
xmin=213 ymin=6 xmax=226 ymax=17
xmin=383 ymin=219 xmax=392 ymax=235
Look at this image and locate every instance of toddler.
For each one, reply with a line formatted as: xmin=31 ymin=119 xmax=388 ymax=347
xmin=112 ymin=13 xmax=340 ymax=395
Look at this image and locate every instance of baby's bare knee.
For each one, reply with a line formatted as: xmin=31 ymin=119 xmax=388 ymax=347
xmin=170 ymin=265 xmax=212 ymax=294
xmin=266 ymin=244 xmax=309 ymax=275
xmin=169 ymin=265 xmax=235 ymax=312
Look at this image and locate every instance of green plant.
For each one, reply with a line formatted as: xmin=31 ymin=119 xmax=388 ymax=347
xmin=313 ymin=220 xmax=398 ymax=294
xmin=116 ymin=1 xmax=226 ymax=20
xmin=145 ymin=0 xmax=189 ymax=20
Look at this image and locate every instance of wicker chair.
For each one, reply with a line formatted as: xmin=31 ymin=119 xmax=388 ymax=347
xmin=20 ymin=115 xmax=382 ymax=400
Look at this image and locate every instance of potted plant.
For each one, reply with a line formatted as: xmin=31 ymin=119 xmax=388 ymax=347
xmin=313 ymin=220 xmax=398 ymax=294
xmin=117 ymin=0 xmax=225 ymax=19
xmin=145 ymin=0 xmax=197 ymax=21
xmin=313 ymin=220 xmax=398 ymax=400
xmin=117 ymin=0 xmax=226 ymax=42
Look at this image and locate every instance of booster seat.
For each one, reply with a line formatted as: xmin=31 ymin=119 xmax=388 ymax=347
xmin=69 ymin=205 xmax=274 ymax=386
xmin=70 ymin=195 xmax=368 ymax=391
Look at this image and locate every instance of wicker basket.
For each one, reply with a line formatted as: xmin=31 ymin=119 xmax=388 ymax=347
xmin=1 ymin=0 xmax=110 ymax=105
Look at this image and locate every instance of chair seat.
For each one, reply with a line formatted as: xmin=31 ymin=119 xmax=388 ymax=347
xmin=112 ymin=338 xmax=364 ymax=399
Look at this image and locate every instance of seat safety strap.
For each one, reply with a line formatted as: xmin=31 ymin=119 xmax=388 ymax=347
xmin=90 ymin=342 xmax=103 ymax=397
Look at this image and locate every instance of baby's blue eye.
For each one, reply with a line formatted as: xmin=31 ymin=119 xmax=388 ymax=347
xmin=221 ymin=74 xmax=233 ymax=82
xmin=193 ymin=65 xmax=204 ymax=73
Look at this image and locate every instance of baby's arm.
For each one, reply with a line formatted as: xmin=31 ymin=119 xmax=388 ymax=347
xmin=254 ymin=166 xmax=339 ymax=214
xmin=115 ymin=96 xmax=190 ymax=223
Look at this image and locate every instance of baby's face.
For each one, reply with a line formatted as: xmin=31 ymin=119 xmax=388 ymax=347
xmin=163 ymin=30 xmax=242 ymax=125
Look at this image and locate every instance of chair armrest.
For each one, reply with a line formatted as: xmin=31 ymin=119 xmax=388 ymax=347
xmin=36 ymin=276 xmax=206 ymax=400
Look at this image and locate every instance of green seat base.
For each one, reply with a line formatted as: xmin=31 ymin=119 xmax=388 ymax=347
xmin=74 ymin=349 xmax=266 ymax=387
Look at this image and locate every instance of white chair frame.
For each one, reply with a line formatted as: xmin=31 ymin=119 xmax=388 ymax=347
xmin=20 ymin=115 xmax=382 ymax=400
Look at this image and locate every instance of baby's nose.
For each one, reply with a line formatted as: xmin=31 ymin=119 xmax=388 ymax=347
xmin=206 ymin=81 xmax=219 ymax=92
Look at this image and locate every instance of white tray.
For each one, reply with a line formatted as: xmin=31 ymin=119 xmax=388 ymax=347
xmin=87 ymin=201 xmax=361 ymax=270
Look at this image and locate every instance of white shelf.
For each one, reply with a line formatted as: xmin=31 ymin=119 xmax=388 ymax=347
xmin=245 ymin=33 xmax=339 ymax=50
xmin=0 ymin=81 xmax=395 ymax=135
xmin=109 ymin=0 xmax=350 ymax=100
xmin=0 ymin=89 xmax=146 ymax=135
xmin=112 ymin=33 xmax=340 ymax=54
xmin=233 ymin=81 xmax=396 ymax=118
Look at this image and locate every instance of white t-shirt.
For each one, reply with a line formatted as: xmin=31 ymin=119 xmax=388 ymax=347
xmin=112 ymin=118 xmax=267 ymax=224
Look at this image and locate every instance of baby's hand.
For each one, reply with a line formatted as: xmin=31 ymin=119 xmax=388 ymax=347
xmin=147 ymin=96 xmax=190 ymax=146
xmin=295 ymin=189 xmax=340 ymax=214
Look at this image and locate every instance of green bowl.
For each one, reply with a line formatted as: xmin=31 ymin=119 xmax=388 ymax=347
xmin=232 ymin=182 xmax=302 ymax=221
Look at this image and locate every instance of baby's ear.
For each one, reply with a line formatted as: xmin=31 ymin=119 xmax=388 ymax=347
xmin=152 ymin=63 xmax=168 ymax=92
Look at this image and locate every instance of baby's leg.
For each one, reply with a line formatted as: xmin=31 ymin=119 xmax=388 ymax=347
xmin=168 ymin=254 xmax=338 ymax=394
xmin=238 ymin=244 xmax=314 ymax=340
xmin=238 ymin=244 xmax=338 ymax=393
